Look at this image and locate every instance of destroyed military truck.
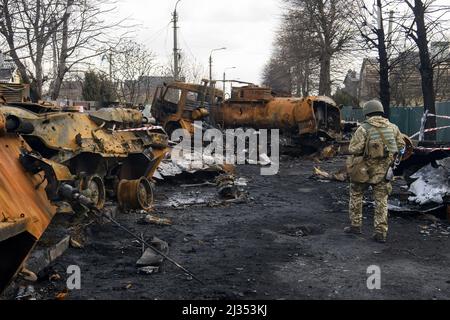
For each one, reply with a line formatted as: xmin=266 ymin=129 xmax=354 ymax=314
xmin=209 ymin=85 xmax=342 ymax=151
xmin=151 ymin=79 xmax=224 ymax=136
xmin=0 ymin=102 xmax=169 ymax=212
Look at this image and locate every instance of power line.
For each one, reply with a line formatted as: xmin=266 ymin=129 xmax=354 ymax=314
xmin=144 ymin=21 xmax=172 ymax=45
xmin=179 ymin=30 xmax=198 ymax=62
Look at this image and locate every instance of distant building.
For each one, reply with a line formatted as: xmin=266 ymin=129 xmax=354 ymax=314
xmin=390 ymin=51 xmax=423 ymax=106
xmin=431 ymin=41 xmax=450 ymax=63
xmin=358 ymin=58 xmax=380 ymax=105
xmin=0 ymin=52 xmax=20 ymax=83
xmin=58 ymin=80 xmax=84 ymax=101
xmin=120 ymin=76 xmax=175 ymax=105
xmin=353 ymin=42 xmax=450 ymax=107
xmin=342 ymin=69 xmax=360 ymax=98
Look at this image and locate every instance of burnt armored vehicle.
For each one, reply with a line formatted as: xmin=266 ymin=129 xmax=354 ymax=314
xmin=210 ymin=85 xmax=342 ymax=150
xmin=0 ymin=102 xmax=169 ymax=211
xmin=0 ymin=103 xmax=170 ymax=293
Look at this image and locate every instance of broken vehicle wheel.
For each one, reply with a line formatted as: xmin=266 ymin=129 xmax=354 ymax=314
xmin=118 ymin=177 xmax=154 ymax=211
xmin=79 ymin=175 xmax=106 ymax=210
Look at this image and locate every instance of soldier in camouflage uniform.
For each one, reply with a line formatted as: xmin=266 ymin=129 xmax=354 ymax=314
xmin=345 ymin=100 xmax=406 ymax=243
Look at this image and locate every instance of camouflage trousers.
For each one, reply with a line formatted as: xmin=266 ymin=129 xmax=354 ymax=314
xmin=349 ymin=181 xmax=393 ymax=236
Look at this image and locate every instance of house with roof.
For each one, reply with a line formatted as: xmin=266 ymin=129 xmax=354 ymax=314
xmin=0 ymin=52 xmax=20 ymax=83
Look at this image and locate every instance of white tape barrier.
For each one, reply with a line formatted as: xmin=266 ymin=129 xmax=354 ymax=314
xmin=114 ymin=125 xmax=164 ymax=132
xmin=410 ymin=125 xmax=450 ymax=139
xmin=427 ymin=113 xmax=450 ymax=121
xmin=411 ymin=112 xmax=450 ymax=139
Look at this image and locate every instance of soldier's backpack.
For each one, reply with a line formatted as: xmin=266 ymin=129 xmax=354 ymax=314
xmin=361 ymin=123 xmax=397 ymax=159
xmin=347 ymin=123 xmax=396 ymax=183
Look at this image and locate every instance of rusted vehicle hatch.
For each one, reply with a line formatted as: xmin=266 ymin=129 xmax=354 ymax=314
xmin=0 ymin=113 xmax=57 ymax=292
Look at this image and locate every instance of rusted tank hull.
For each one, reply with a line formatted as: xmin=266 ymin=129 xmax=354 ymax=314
xmin=1 ymin=105 xmax=170 ymax=211
xmin=0 ymin=104 xmax=171 ymax=293
xmin=211 ymin=96 xmax=342 ymax=141
xmin=0 ymin=133 xmax=57 ymax=293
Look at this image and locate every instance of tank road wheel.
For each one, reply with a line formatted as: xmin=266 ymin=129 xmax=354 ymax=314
xmin=117 ymin=177 xmax=154 ymax=211
xmin=80 ymin=175 xmax=106 ymax=210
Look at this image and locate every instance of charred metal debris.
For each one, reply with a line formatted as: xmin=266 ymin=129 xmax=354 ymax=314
xmin=1 ymin=80 xmax=449 ymax=297
xmin=0 ymin=96 xmax=246 ymax=294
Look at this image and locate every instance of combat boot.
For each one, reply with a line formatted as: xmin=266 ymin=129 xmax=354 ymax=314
xmin=372 ymin=233 xmax=387 ymax=243
xmin=344 ymin=226 xmax=362 ymax=235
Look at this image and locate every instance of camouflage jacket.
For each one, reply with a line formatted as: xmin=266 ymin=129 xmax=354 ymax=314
xmin=349 ymin=116 xmax=406 ymax=184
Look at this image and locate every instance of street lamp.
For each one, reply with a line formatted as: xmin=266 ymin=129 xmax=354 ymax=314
xmin=223 ymin=67 xmax=236 ymax=95
xmin=173 ymin=0 xmax=182 ymax=81
xmin=209 ymin=47 xmax=227 ymax=82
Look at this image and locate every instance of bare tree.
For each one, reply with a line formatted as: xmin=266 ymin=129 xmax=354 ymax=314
xmin=262 ymin=8 xmax=320 ymax=96
xmin=262 ymin=53 xmax=293 ymax=95
xmin=49 ymin=0 xmax=128 ymax=100
xmin=396 ymin=0 xmax=450 ymax=140
xmin=353 ymin=0 xmax=397 ymax=115
xmin=0 ymin=0 xmax=127 ymax=101
xmin=181 ymin=59 xmax=208 ymax=84
xmin=277 ymin=9 xmax=320 ymax=97
xmin=113 ymin=40 xmax=157 ymax=105
xmin=285 ymin=0 xmax=356 ymax=96
xmin=0 ymin=0 xmax=66 ymax=100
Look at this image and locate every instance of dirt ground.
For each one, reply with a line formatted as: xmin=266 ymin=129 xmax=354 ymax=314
xmin=3 ymin=155 xmax=450 ymax=300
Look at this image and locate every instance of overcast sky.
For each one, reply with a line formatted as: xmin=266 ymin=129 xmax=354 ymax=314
xmin=110 ymin=0 xmax=283 ymax=84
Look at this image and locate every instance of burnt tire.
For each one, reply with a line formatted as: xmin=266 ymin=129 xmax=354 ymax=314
xmin=79 ymin=175 xmax=106 ymax=210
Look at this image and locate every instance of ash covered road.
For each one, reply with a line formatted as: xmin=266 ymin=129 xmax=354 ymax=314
xmin=5 ymin=156 xmax=450 ymax=300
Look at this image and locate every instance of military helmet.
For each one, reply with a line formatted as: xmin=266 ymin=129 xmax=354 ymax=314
xmin=363 ymin=100 xmax=384 ymax=116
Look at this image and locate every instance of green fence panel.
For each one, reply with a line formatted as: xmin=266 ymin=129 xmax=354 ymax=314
xmin=341 ymin=106 xmax=364 ymax=122
xmin=341 ymin=103 xmax=450 ymax=142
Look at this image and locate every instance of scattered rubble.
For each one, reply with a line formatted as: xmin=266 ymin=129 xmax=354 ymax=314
xmin=137 ymin=214 xmax=173 ymax=226
xmin=15 ymin=285 xmax=39 ymax=300
xmin=23 ymin=235 xmax=71 ymax=279
xmin=136 ymin=237 xmax=169 ymax=267
xmin=418 ymin=223 xmax=450 ymax=237
xmin=138 ymin=266 xmax=160 ymax=275
xmin=69 ymin=238 xmax=84 ymax=249
xmin=54 ymin=289 xmax=69 ymax=300
xmin=3 ymin=83 xmax=450 ymax=300
xmin=312 ymin=167 xmax=348 ymax=182
xmin=320 ymin=145 xmax=340 ymax=159
xmin=18 ymin=268 xmax=38 ymax=283
xmin=216 ymin=175 xmax=240 ymax=199
xmin=408 ymin=158 xmax=450 ymax=205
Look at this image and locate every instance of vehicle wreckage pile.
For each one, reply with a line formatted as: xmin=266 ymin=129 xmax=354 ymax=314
xmin=0 ymin=94 xmax=246 ymax=294
xmin=1 ymin=80 xmax=449 ymax=297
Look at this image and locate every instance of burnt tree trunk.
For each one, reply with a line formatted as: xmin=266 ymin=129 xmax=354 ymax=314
xmin=319 ymin=50 xmax=331 ymax=96
xmin=412 ymin=0 xmax=436 ymax=140
xmin=51 ymin=0 xmax=73 ymax=100
xmin=376 ymin=0 xmax=391 ymax=117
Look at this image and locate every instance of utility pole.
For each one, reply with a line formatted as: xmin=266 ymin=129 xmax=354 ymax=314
xmin=387 ymin=10 xmax=394 ymax=56
xmin=109 ymin=51 xmax=113 ymax=82
xmin=173 ymin=0 xmax=182 ymax=81
xmin=209 ymin=55 xmax=213 ymax=83
xmin=223 ymin=67 xmax=236 ymax=95
xmin=209 ymin=47 xmax=227 ymax=82
xmin=222 ymin=72 xmax=225 ymax=95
